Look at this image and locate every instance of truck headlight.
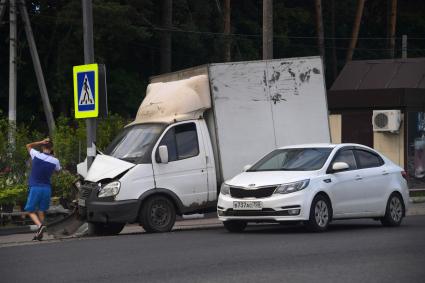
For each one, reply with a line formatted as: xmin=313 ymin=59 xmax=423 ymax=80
xmin=274 ymin=179 xmax=309 ymax=194
xmin=220 ymin=183 xmax=230 ymax=195
xmin=98 ymin=181 xmax=120 ymax=198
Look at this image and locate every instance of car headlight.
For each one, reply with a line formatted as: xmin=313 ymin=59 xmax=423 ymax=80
xmin=220 ymin=183 xmax=230 ymax=195
xmin=98 ymin=181 xmax=121 ymax=198
xmin=274 ymin=179 xmax=310 ymax=194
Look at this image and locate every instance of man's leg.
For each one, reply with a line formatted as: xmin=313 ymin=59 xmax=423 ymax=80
xmin=37 ymin=211 xmax=45 ymax=224
xmin=28 ymin=212 xmax=42 ymax=227
xmin=24 ymin=187 xmax=42 ymax=227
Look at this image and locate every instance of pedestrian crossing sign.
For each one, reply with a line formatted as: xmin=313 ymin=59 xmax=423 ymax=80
xmin=73 ymin=64 xmax=99 ymax=118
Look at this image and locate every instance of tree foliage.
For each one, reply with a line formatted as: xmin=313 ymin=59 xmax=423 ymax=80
xmin=0 ymin=0 xmax=424 ymax=130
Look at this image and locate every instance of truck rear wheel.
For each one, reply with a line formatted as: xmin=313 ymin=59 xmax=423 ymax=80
xmin=88 ymin=222 xmax=125 ymax=236
xmin=140 ymin=196 xmax=176 ymax=233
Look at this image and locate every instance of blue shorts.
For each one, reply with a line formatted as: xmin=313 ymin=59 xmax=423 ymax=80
xmin=24 ymin=186 xmax=51 ymax=212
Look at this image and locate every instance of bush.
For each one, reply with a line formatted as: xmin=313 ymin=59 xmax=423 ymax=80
xmin=0 ymin=113 xmax=128 ymax=206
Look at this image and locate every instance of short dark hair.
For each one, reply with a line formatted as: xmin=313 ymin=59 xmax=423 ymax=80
xmin=42 ymin=141 xmax=53 ymax=150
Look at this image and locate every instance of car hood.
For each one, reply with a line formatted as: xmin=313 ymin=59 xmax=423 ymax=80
xmin=84 ymin=154 xmax=135 ymax=182
xmin=226 ymin=170 xmax=321 ymax=187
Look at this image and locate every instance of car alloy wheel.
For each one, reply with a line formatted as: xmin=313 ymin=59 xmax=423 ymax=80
xmin=314 ymin=200 xmax=329 ymax=228
xmin=389 ymin=196 xmax=403 ymax=223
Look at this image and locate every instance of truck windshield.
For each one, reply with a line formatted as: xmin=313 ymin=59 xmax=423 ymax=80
xmin=248 ymin=148 xmax=332 ymax=171
xmin=104 ymin=123 xmax=165 ymax=163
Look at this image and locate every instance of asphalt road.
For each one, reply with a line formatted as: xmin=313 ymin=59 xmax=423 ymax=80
xmin=1 ymin=216 xmax=425 ymax=283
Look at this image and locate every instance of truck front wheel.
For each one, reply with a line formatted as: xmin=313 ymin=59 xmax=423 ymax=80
xmin=140 ymin=196 xmax=176 ymax=233
xmin=88 ymin=222 xmax=125 ymax=236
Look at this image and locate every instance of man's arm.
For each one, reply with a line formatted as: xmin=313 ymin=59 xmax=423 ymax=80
xmin=26 ymin=138 xmax=50 ymax=154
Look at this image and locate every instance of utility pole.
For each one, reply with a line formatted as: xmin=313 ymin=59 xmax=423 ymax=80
xmin=0 ymin=0 xmax=6 ymax=23
xmin=262 ymin=0 xmax=273 ymax=60
xmin=223 ymin=0 xmax=231 ymax=62
xmin=346 ymin=0 xmax=366 ymax=62
xmin=160 ymin=0 xmax=172 ymax=73
xmin=315 ymin=0 xmax=325 ymax=66
xmin=388 ymin=0 xmax=397 ymax=58
xmin=402 ymin=34 xmax=407 ymax=59
xmin=19 ymin=0 xmax=55 ymax=135
xmin=82 ymin=0 xmax=96 ymax=169
xmin=9 ymin=0 xmax=17 ymax=144
xmin=331 ymin=0 xmax=338 ymax=80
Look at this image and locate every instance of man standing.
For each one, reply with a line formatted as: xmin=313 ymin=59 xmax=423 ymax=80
xmin=25 ymin=138 xmax=61 ymax=240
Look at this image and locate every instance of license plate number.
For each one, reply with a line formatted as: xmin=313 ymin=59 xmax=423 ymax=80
xmin=233 ymin=201 xmax=262 ymax=210
xmin=78 ymin=199 xmax=86 ymax=207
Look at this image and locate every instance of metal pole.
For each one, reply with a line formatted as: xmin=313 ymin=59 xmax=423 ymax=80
xmin=19 ymin=0 xmax=56 ymax=135
xmin=262 ymin=0 xmax=273 ymax=60
xmin=0 ymin=0 xmax=7 ymax=24
xmin=82 ymin=0 xmax=96 ymax=169
xmin=402 ymin=34 xmax=407 ymax=59
xmin=9 ymin=0 xmax=17 ymax=144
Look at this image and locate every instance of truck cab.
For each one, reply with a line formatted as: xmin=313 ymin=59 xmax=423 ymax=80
xmin=78 ymin=75 xmax=217 ymax=235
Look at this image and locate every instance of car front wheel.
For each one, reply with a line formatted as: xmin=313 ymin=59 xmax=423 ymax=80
xmin=306 ymin=195 xmax=331 ymax=232
xmin=381 ymin=193 xmax=404 ymax=227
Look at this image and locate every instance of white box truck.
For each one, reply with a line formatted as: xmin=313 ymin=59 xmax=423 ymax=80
xmin=77 ymin=56 xmax=330 ymax=235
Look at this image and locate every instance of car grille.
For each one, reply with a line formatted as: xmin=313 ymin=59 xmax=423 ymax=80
xmin=230 ymin=186 xmax=277 ymax=199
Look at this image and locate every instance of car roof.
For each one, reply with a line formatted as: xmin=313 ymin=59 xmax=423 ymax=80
xmin=277 ymin=143 xmax=374 ymax=150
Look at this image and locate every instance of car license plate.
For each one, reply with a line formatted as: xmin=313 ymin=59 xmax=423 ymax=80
xmin=233 ymin=201 xmax=262 ymax=210
xmin=78 ymin=199 xmax=86 ymax=207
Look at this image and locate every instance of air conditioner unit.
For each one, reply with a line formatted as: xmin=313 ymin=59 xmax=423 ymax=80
xmin=372 ymin=110 xmax=401 ymax=133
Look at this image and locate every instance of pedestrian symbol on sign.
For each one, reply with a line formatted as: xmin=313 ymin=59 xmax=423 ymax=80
xmin=76 ymin=70 xmax=96 ymax=112
xmin=79 ymin=74 xmax=94 ymax=105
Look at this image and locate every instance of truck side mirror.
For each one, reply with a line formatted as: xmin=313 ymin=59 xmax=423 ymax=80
xmin=158 ymin=145 xmax=169 ymax=164
xmin=243 ymin=164 xmax=252 ymax=171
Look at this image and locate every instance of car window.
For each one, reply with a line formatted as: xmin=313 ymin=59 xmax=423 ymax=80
xmin=355 ymin=150 xmax=383 ymax=169
xmin=248 ymin=148 xmax=332 ymax=171
xmin=156 ymin=123 xmax=199 ymax=162
xmin=333 ymin=149 xmax=357 ymax=170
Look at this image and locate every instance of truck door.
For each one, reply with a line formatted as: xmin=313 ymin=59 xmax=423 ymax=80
xmin=152 ymin=121 xmax=209 ymax=209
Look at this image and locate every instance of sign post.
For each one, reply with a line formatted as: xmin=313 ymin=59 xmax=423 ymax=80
xmin=73 ymin=63 xmax=107 ymax=169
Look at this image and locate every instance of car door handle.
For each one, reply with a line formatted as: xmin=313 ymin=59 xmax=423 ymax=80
xmin=355 ymin=175 xmax=362 ymax=181
xmin=382 ymin=171 xmax=389 ymax=175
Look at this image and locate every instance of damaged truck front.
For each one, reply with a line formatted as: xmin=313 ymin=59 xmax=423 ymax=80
xmin=77 ymin=57 xmax=331 ymax=235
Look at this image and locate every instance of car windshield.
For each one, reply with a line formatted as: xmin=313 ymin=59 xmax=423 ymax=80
xmin=104 ymin=123 xmax=165 ymax=163
xmin=248 ymin=148 xmax=333 ymax=172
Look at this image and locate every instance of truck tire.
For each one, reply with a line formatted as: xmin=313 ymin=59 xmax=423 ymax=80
xmin=88 ymin=222 xmax=125 ymax=236
xmin=381 ymin=193 xmax=404 ymax=227
xmin=140 ymin=196 xmax=176 ymax=233
xmin=223 ymin=220 xmax=247 ymax=233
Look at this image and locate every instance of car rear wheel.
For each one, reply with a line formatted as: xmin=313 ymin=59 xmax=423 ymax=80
xmin=381 ymin=193 xmax=404 ymax=227
xmin=140 ymin=196 xmax=176 ymax=233
xmin=223 ymin=220 xmax=247 ymax=233
xmin=306 ymin=195 xmax=331 ymax=232
xmin=88 ymin=222 xmax=125 ymax=236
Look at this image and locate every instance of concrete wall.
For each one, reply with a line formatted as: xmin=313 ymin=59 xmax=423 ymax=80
xmin=328 ymin=114 xmax=404 ymax=167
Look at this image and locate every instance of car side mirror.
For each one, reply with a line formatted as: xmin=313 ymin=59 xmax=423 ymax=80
xmin=331 ymin=162 xmax=349 ymax=172
xmin=243 ymin=164 xmax=252 ymax=172
xmin=158 ymin=145 xmax=169 ymax=164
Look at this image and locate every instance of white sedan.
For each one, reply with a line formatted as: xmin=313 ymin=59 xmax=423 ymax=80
xmin=217 ymin=143 xmax=409 ymax=232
